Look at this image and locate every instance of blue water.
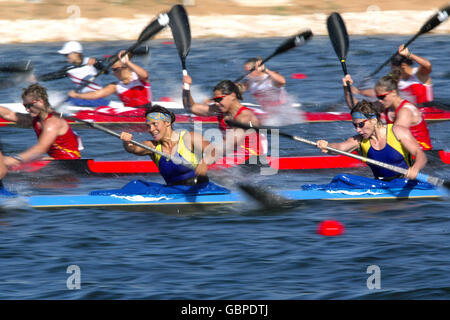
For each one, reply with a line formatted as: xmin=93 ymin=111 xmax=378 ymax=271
xmin=0 ymin=36 xmax=449 ymax=299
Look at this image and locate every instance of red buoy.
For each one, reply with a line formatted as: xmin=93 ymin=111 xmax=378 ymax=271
xmin=159 ymin=96 xmax=173 ymax=102
xmin=317 ymin=220 xmax=345 ymax=236
xmin=291 ymin=73 xmax=307 ymax=79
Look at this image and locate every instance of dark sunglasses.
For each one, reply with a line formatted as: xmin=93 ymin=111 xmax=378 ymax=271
xmin=376 ymin=91 xmax=392 ymax=100
xmin=23 ymin=102 xmax=36 ymax=109
xmin=211 ymin=95 xmax=226 ymax=103
xmin=353 ymin=119 xmax=369 ymax=129
xmin=112 ymin=66 xmax=125 ymax=72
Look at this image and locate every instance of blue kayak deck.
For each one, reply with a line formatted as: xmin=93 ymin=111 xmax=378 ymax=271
xmin=21 ymin=187 xmax=445 ymax=209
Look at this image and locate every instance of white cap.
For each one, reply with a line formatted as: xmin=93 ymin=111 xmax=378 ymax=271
xmin=58 ymin=41 xmax=83 ymax=54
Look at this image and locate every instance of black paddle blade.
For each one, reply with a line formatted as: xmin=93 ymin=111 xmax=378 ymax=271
xmin=132 ymin=45 xmax=150 ymax=56
xmin=169 ymin=4 xmax=191 ymax=67
xmin=419 ymin=5 xmax=450 ymax=34
xmin=238 ymin=184 xmax=303 ymax=209
xmin=271 ymin=29 xmax=313 ymax=57
xmin=0 ymin=60 xmax=34 ymax=73
xmin=137 ymin=11 xmax=170 ymax=44
xmin=327 ymin=12 xmax=349 ymax=61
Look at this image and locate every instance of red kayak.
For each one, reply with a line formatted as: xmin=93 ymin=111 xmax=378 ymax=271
xmin=8 ymin=150 xmax=450 ymax=175
xmin=1 ymin=106 xmax=449 ymax=126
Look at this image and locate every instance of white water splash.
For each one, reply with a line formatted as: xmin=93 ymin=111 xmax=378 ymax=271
xmin=110 ymin=195 xmax=172 ymax=202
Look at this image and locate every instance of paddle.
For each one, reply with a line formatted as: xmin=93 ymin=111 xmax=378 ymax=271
xmin=0 ymin=60 xmax=34 ymax=73
xmin=234 ymin=30 xmax=313 ymax=83
xmin=168 ymin=4 xmax=192 ymax=111
xmin=49 ymin=11 xmax=170 ymax=110
xmin=226 ymin=119 xmax=450 ymax=189
xmin=37 ymin=46 xmax=151 ymax=82
xmin=327 ymin=12 xmax=355 ymax=108
xmin=369 ymin=5 xmax=450 ymax=78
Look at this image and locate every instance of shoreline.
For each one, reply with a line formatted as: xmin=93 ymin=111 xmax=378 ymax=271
xmin=1 ymin=10 xmax=449 ymax=43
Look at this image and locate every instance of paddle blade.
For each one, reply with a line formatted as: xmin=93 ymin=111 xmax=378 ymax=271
xmin=419 ymin=5 xmax=450 ymax=34
xmin=0 ymin=60 xmax=34 ymax=73
xmin=137 ymin=11 xmax=170 ymax=44
xmin=132 ymin=45 xmax=150 ymax=56
xmin=169 ymin=4 xmax=191 ymax=67
xmin=271 ymin=29 xmax=313 ymax=57
xmin=238 ymin=184 xmax=303 ymax=209
xmin=327 ymin=12 xmax=349 ymax=61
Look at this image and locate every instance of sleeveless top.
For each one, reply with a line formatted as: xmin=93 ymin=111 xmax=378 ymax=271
xmin=384 ymin=99 xmax=433 ymax=150
xmin=32 ymin=114 xmax=81 ymax=159
xmin=67 ymin=57 xmax=103 ymax=93
xmin=217 ymin=106 xmax=267 ymax=156
xmin=153 ymin=131 xmax=199 ymax=185
xmin=244 ymin=74 xmax=288 ymax=108
xmin=398 ymin=67 xmax=433 ymax=104
xmin=116 ymin=72 xmax=152 ymax=107
xmin=360 ymin=124 xmax=412 ymax=179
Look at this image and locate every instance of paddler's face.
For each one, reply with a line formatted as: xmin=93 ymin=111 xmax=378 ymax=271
xmin=375 ymin=87 xmax=395 ymax=109
xmin=112 ymin=61 xmax=130 ymax=81
xmin=353 ymin=118 xmax=376 ymax=139
xmin=23 ymin=96 xmax=45 ymax=117
xmin=146 ymin=119 xmax=171 ymax=141
xmin=244 ymin=61 xmax=263 ymax=78
xmin=212 ymin=90 xmax=231 ymax=113
xmin=66 ymin=52 xmax=82 ymax=65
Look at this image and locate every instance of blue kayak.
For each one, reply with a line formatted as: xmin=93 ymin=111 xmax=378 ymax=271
xmin=0 ymin=175 xmax=446 ymax=210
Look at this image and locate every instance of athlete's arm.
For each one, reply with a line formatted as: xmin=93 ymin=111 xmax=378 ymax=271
xmin=0 ymin=105 xmax=33 ymax=127
xmin=68 ymin=83 xmax=116 ymax=100
xmin=317 ymin=135 xmax=362 ymax=154
xmin=120 ymin=131 xmax=154 ymax=156
xmin=392 ymin=124 xmax=427 ymax=180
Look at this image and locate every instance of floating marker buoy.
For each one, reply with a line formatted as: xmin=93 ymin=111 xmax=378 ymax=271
xmin=317 ymin=220 xmax=345 ymax=236
xmin=291 ymin=73 xmax=307 ymax=79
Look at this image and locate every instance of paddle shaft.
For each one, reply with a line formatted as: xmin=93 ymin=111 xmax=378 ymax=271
xmin=285 ymin=132 xmax=444 ymax=187
xmin=341 ymin=61 xmax=355 ymax=108
xmin=369 ymin=33 xmax=421 ymax=78
xmin=369 ymin=5 xmax=450 ymax=78
xmin=72 ymin=117 xmax=192 ymax=168
xmin=225 ymin=119 xmax=446 ymax=187
xmin=234 ymin=30 xmax=313 ymax=83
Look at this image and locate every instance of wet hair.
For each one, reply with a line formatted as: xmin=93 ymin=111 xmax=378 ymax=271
xmin=391 ymin=53 xmax=413 ymax=67
xmin=244 ymin=57 xmax=263 ymax=68
xmin=375 ymin=73 xmax=399 ymax=93
xmin=213 ymin=80 xmax=243 ymax=100
xmin=350 ymin=100 xmax=381 ymax=122
xmin=145 ymin=104 xmax=176 ymax=124
xmin=21 ymin=83 xmax=50 ymax=108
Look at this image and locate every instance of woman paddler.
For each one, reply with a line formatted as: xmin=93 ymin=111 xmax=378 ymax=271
xmin=183 ymin=75 xmax=267 ymax=158
xmin=0 ymin=84 xmax=81 ymax=168
xmin=68 ymin=50 xmax=151 ymax=109
xmin=343 ymin=73 xmax=433 ymax=151
xmin=316 ymin=100 xmax=427 ymax=181
xmin=120 ymin=105 xmax=217 ymax=186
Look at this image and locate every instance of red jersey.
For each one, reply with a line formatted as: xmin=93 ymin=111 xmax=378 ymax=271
xmin=116 ymin=72 xmax=151 ymax=107
xmin=217 ymin=106 xmax=267 ymax=156
xmin=33 ymin=114 xmax=81 ymax=159
xmin=398 ymin=67 xmax=433 ymax=104
xmin=384 ymin=100 xmax=433 ymax=150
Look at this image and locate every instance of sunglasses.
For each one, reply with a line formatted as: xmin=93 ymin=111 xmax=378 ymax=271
xmin=376 ymin=91 xmax=392 ymax=100
xmin=23 ymin=101 xmax=36 ymax=110
xmin=112 ymin=66 xmax=125 ymax=72
xmin=211 ymin=95 xmax=226 ymax=103
xmin=353 ymin=119 xmax=369 ymax=129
